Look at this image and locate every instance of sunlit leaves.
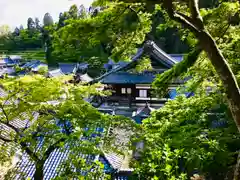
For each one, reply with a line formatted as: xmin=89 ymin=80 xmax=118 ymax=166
xmin=134 ymin=92 xmax=239 ymax=179
xmin=135 ymin=56 xmax=152 ymax=73
xmin=52 ymin=3 xmax=152 ymax=63
xmin=0 ymin=75 xmax=129 ymax=178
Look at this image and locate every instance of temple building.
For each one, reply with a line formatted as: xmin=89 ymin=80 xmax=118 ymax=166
xmin=93 ymin=41 xmax=186 ymax=108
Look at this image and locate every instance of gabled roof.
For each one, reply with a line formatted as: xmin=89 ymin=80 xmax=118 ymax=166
xmin=91 ymin=41 xmax=183 ymax=84
xmin=59 ymin=63 xmax=89 ymax=75
xmin=135 ymin=103 xmax=155 ymax=117
xmin=59 ymin=63 xmax=76 ymax=74
xmin=73 ymin=63 xmax=89 ymax=74
xmin=144 ymin=41 xmax=178 ymax=68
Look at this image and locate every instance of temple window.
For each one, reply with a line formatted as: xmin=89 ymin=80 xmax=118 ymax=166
xmin=139 ymin=89 xmax=147 ymax=97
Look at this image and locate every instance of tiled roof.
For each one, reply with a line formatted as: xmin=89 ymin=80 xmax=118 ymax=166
xmin=9 ymin=55 xmax=22 ymax=60
xmin=104 ymin=60 xmax=129 ymax=71
xmin=48 ymin=69 xmax=65 ymax=77
xmin=104 ymin=152 xmax=124 ymax=169
xmin=132 ymin=103 xmax=155 ymax=124
xmin=3 ymin=58 xmax=16 ymax=65
xmin=59 ymin=63 xmax=76 ymax=74
xmin=91 ymin=48 xmax=144 ymax=84
xmin=100 ymin=72 xmax=156 ymax=84
xmin=0 ymin=67 xmax=15 ymax=75
xmin=59 ymin=63 xmax=88 ymax=75
xmin=31 ymin=63 xmax=48 ymax=72
xmin=21 ymin=60 xmax=41 ymax=68
xmin=92 ymin=41 xmax=184 ymax=84
xmin=11 ymin=142 xmax=97 ymax=180
xmin=135 ymin=103 xmax=155 ymax=117
xmin=145 ymin=41 xmax=178 ymax=68
xmin=170 ymin=54 xmax=184 ymax=62
xmin=79 ymin=73 xmax=93 ymax=83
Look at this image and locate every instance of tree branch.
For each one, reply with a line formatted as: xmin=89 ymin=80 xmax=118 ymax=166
xmin=20 ymin=141 xmax=40 ymax=162
xmin=189 ymin=0 xmax=204 ymax=29
xmin=162 ymin=0 xmax=200 ymax=35
xmin=153 ymin=46 xmax=202 ymax=94
xmin=0 ymin=103 xmax=10 ymax=123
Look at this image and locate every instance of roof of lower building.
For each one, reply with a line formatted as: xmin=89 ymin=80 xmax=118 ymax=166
xmin=21 ymin=60 xmax=41 ymax=68
xmin=59 ymin=63 xmax=89 ymax=75
xmin=59 ymin=63 xmax=77 ymax=74
xmin=31 ymin=63 xmax=48 ymax=72
xmin=48 ymin=69 xmax=65 ymax=77
xmin=135 ymin=103 xmax=155 ymax=117
xmin=79 ymin=73 xmax=93 ymax=82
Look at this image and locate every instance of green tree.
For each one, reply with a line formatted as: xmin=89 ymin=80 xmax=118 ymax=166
xmin=43 ymin=13 xmax=55 ymax=66
xmin=0 ymin=75 xmax=124 ymax=179
xmin=19 ymin=25 xmax=24 ymax=31
xmin=35 ymin=17 xmax=41 ymax=31
xmin=0 ymin=25 xmax=11 ymax=36
xmin=27 ymin=17 xmax=35 ymax=31
xmin=68 ymin=4 xmax=79 ymax=19
xmin=43 ymin=13 xmax=54 ymax=27
xmin=131 ymin=50 xmax=240 ymax=179
xmin=57 ymin=12 xmax=68 ymax=29
xmin=78 ymin=4 xmax=87 ymax=19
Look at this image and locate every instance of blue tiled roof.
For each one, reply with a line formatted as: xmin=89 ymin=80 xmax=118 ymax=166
xmin=101 ymin=72 xmax=156 ymax=84
xmin=104 ymin=60 xmax=128 ymax=71
xmin=13 ymin=142 xmax=130 ymax=179
xmin=3 ymin=58 xmax=16 ymax=65
xmin=22 ymin=60 xmax=41 ymax=68
xmin=170 ymin=54 xmax=184 ymax=62
xmin=9 ymin=55 xmax=22 ymax=60
xmin=59 ymin=63 xmax=77 ymax=74
xmin=11 ymin=119 xmax=130 ymax=179
xmin=48 ymin=69 xmax=65 ymax=77
xmin=59 ymin=63 xmax=88 ymax=75
xmin=13 ymin=143 xmax=97 ymax=179
xmin=168 ymin=89 xmax=194 ymax=99
xmin=94 ymin=43 xmax=185 ymax=85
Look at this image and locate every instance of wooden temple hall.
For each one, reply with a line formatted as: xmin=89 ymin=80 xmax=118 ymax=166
xmin=94 ymin=40 xmax=188 ymax=108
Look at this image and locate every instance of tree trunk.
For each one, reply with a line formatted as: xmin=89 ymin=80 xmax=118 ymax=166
xmin=33 ymin=161 xmax=44 ymax=180
xmin=197 ymin=30 xmax=240 ymax=180
xmin=197 ymin=30 xmax=240 ymax=132
xmin=234 ymin=153 xmax=240 ymax=180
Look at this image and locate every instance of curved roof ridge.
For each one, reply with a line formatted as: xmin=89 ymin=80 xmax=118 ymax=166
xmin=146 ymin=41 xmax=177 ymax=66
